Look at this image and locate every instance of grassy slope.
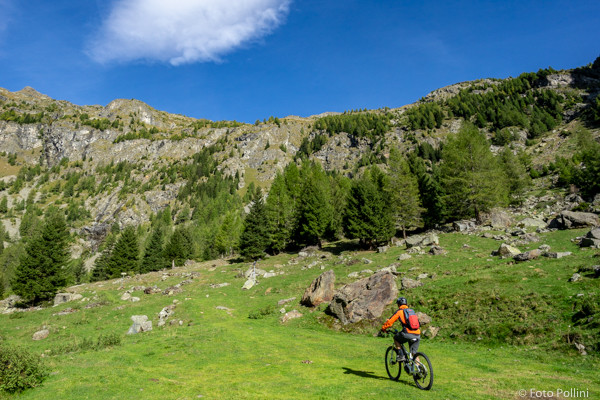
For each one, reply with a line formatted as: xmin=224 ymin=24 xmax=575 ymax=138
xmin=1 ymin=229 xmax=599 ymax=400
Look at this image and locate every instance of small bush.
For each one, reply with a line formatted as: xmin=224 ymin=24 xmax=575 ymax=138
xmin=248 ymin=305 xmax=277 ymax=319
xmin=0 ymin=345 xmax=48 ymax=393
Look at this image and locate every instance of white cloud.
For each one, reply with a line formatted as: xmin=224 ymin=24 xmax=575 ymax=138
xmin=88 ymin=0 xmax=291 ymax=65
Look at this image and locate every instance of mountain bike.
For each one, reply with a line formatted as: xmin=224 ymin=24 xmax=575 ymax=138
xmin=384 ymin=329 xmax=433 ymax=390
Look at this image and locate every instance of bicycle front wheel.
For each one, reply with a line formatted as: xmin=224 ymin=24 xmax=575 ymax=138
xmin=385 ymin=346 xmax=401 ymax=381
xmin=412 ymin=352 xmax=433 ymax=390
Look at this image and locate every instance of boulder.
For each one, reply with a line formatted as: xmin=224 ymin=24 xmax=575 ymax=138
xmin=0 ymin=295 xmax=22 ymax=312
xmin=277 ymin=297 xmax=296 ymax=306
xmin=53 ymin=292 xmax=83 ymax=306
xmin=538 ymin=244 xmax=551 ymax=252
xmin=242 ymin=278 xmax=256 ymax=290
xmin=497 ymin=243 xmax=521 ymax=258
xmin=377 ymin=265 xmax=398 ymax=275
xmin=569 ymin=273 xmax=582 ymax=282
xmin=127 ymin=315 xmax=152 ymax=334
xmin=301 ymin=270 xmax=335 ymax=307
xmin=405 ymin=233 xmax=439 ymax=248
xmin=157 ymin=305 xmax=176 ymax=327
xmin=518 ymin=233 xmax=540 ymax=244
xmin=514 ymin=249 xmax=542 ymax=262
xmin=401 ymin=278 xmax=424 ymax=290
xmin=518 ymin=217 xmax=547 ymax=229
xmin=377 ymin=245 xmax=389 ymax=253
xmin=244 ymin=267 xmax=267 ymax=279
xmin=547 ymin=211 xmax=599 ymax=230
xmin=144 ymin=286 xmax=161 ymax=294
xmin=281 ymin=310 xmax=303 ymax=323
xmin=397 ymin=254 xmax=412 ymax=261
xmin=32 ymin=329 xmax=50 ymax=341
xmin=327 ymin=271 xmax=397 ymax=325
xmin=416 ymin=312 xmax=432 ymax=326
xmin=453 ymin=220 xmax=476 ymax=232
xmin=580 ymin=228 xmax=600 ymax=248
xmin=543 ymin=252 xmax=572 ymax=259
xmin=487 ymin=210 xmax=513 ymax=229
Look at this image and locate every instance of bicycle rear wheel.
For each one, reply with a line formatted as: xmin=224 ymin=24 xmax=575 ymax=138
xmin=384 ymin=346 xmax=401 ymax=381
xmin=412 ymin=352 xmax=433 ymax=390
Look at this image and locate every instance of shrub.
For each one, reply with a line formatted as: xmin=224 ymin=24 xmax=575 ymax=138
xmin=0 ymin=345 xmax=48 ymax=393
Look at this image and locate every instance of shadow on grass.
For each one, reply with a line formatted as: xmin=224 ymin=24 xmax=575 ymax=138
xmin=342 ymin=367 xmax=413 ymax=388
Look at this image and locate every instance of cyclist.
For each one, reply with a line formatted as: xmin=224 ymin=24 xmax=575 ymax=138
xmin=381 ymin=297 xmax=420 ymax=362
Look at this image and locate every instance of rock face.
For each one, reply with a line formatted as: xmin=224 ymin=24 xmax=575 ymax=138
xmin=327 ymin=271 xmax=397 ymax=325
xmin=127 ymin=315 xmax=152 ymax=334
xmin=53 ymin=292 xmax=83 ymax=306
xmin=301 ymin=270 xmax=335 ymax=307
xmin=548 ymin=211 xmax=599 ymax=230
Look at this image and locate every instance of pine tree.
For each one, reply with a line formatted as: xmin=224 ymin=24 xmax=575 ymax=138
xmin=164 ymin=225 xmax=194 ymax=266
xmin=140 ymin=226 xmax=168 ymax=273
xmin=343 ymin=166 xmax=395 ymax=248
xmin=499 ymin=148 xmax=531 ymax=205
xmin=0 ymin=221 xmax=6 ymax=256
xmin=106 ymin=226 xmax=139 ymax=278
xmin=295 ymin=162 xmax=333 ymax=247
xmin=214 ymin=212 xmax=241 ymax=257
xmin=441 ymin=123 xmax=508 ymax=221
xmin=239 ymin=189 xmax=269 ymax=260
xmin=90 ymin=235 xmax=116 ymax=282
xmin=265 ymin=173 xmax=293 ymax=253
xmin=388 ymin=148 xmax=424 ymax=238
xmin=11 ymin=208 xmax=70 ymax=305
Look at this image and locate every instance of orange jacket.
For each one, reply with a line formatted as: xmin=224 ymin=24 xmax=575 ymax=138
xmin=382 ymin=305 xmax=421 ymax=335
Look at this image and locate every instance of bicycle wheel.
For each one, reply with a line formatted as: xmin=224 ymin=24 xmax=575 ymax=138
xmin=412 ymin=352 xmax=433 ymax=390
xmin=385 ymin=346 xmax=401 ymax=381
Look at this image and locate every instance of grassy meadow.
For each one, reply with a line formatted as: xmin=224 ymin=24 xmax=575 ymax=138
xmin=1 ymin=228 xmax=599 ymax=399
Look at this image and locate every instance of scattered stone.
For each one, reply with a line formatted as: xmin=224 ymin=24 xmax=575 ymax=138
xmin=347 ymin=271 xmax=360 ymax=278
xmin=242 ymin=278 xmax=256 ymax=290
xmin=130 ymin=297 xmax=141 ymax=302
xmin=53 ymin=307 xmax=79 ymax=316
xmin=301 ymin=359 xmax=313 ymax=364
xmin=405 ymin=232 xmax=439 ymax=248
xmin=32 ymin=329 xmax=50 ymax=341
xmin=327 ymin=271 xmax=397 ymax=325
xmin=162 ymin=286 xmax=183 ymax=296
xmin=517 ymin=233 xmax=540 ymax=244
xmin=53 ymin=293 xmax=83 ymax=306
xmin=514 ymin=249 xmax=542 ymax=262
xmin=397 ymin=254 xmax=412 ymax=261
xmin=377 ymin=265 xmax=398 ymax=275
xmin=496 ymin=243 xmax=521 ymax=258
xmin=519 ymin=217 xmax=546 ymax=229
xmin=417 ymin=273 xmax=429 ymax=280
xmin=244 ymin=267 xmax=267 ymax=279
xmin=144 ymin=286 xmax=161 ymax=294
xmin=216 ymin=306 xmax=233 ymax=316
xmin=377 ymin=245 xmax=389 ymax=253
xmin=406 ymin=246 xmax=422 ymax=255
xmin=429 ymin=245 xmax=447 ymax=255
xmin=209 ymin=283 xmax=230 ymax=289
xmin=453 ymin=220 xmax=476 ymax=232
xmin=301 ymin=270 xmax=335 ymax=307
xmin=510 ymin=228 xmax=526 ymax=237
xmin=121 ymin=293 xmax=132 ymax=301
xmin=263 ymin=272 xmax=278 ymax=278
xmin=281 ymin=310 xmax=303 ymax=323
xmin=158 ymin=305 xmax=176 ymax=327
xmin=543 ymin=252 xmax=572 ymax=259
xmin=580 ymin=228 xmax=600 ymax=248
xmin=569 ymin=273 xmax=582 ymax=282
xmin=416 ymin=312 xmax=432 ymax=326
xmin=574 ymin=342 xmax=587 ymax=356
xmin=277 ymin=297 xmax=296 ymax=306
xmin=538 ymin=244 xmax=551 ymax=252
xmin=280 ymin=308 xmax=286 ymax=314
xmin=424 ymin=326 xmax=440 ymax=339
xmin=362 ymin=258 xmax=373 ymax=264
xmin=401 ymin=278 xmax=424 ymax=289
xmin=127 ymin=315 xmax=152 ymax=334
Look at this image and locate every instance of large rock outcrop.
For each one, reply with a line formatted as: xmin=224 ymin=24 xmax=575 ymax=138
xmin=301 ymin=270 xmax=335 ymax=307
xmin=326 ymin=271 xmax=397 ymax=325
xmin=547 ymin=211 xmax=599 ymax=230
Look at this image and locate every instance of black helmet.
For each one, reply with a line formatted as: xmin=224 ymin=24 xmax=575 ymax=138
xmin=396 ymin=297 xmax=407 ymax=306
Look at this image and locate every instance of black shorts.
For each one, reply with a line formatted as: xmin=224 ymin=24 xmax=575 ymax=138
xmin=394 ymin=331 xmax=420 ymax=355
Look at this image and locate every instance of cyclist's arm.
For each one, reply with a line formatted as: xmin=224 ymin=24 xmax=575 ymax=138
xmin=381 ymin=310 xmax=402 ymax=331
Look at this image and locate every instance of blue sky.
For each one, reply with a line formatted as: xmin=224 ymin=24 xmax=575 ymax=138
xmin=0 ymin=0 xmax=598 ymax=123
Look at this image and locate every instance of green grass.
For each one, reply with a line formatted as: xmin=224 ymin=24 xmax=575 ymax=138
xmin=1 ymin=229 xmax=599 ymax=399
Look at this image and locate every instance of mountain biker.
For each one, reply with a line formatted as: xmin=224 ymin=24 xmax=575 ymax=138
xmin=381 ymin=297 xmax=421 ymax=362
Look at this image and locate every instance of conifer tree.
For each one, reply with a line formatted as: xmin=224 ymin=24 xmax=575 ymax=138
xmin=388 ymin=148 xmax=424 ymax=238
xmin=265 ymin=173 xmax=293 ymax=253
xmin=441 ymin=123 xmax=508 ymax=221
xmin=239 ymin=189 xmax=269 ymax=260
xmin=106 ymin=226 xmax=139 ymax=278
xmin=499 ymin=148 xmax=531 ymax=205
xmin=140 ymin=226 xmax=168 ymax=273
xmin=344 ymin=166 xmax=394 ymax=247
xmin=90 ymin=234 xmax=116 ymax=282
xmin=164 ymin=225 xmax=194 ymax=266
xmin=0 ymin=221 xmax=6 ymax=256
xmin=11 ymin=208 xmax=69 ymax=304
xmin=295 ymin=162 xmax=333 ymax=247
xmin=214 ymin=212 xmax=241 ymax=257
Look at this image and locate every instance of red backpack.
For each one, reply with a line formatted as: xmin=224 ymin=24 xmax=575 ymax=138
xmin=403 ymin=308 xmax=420 ymax=331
